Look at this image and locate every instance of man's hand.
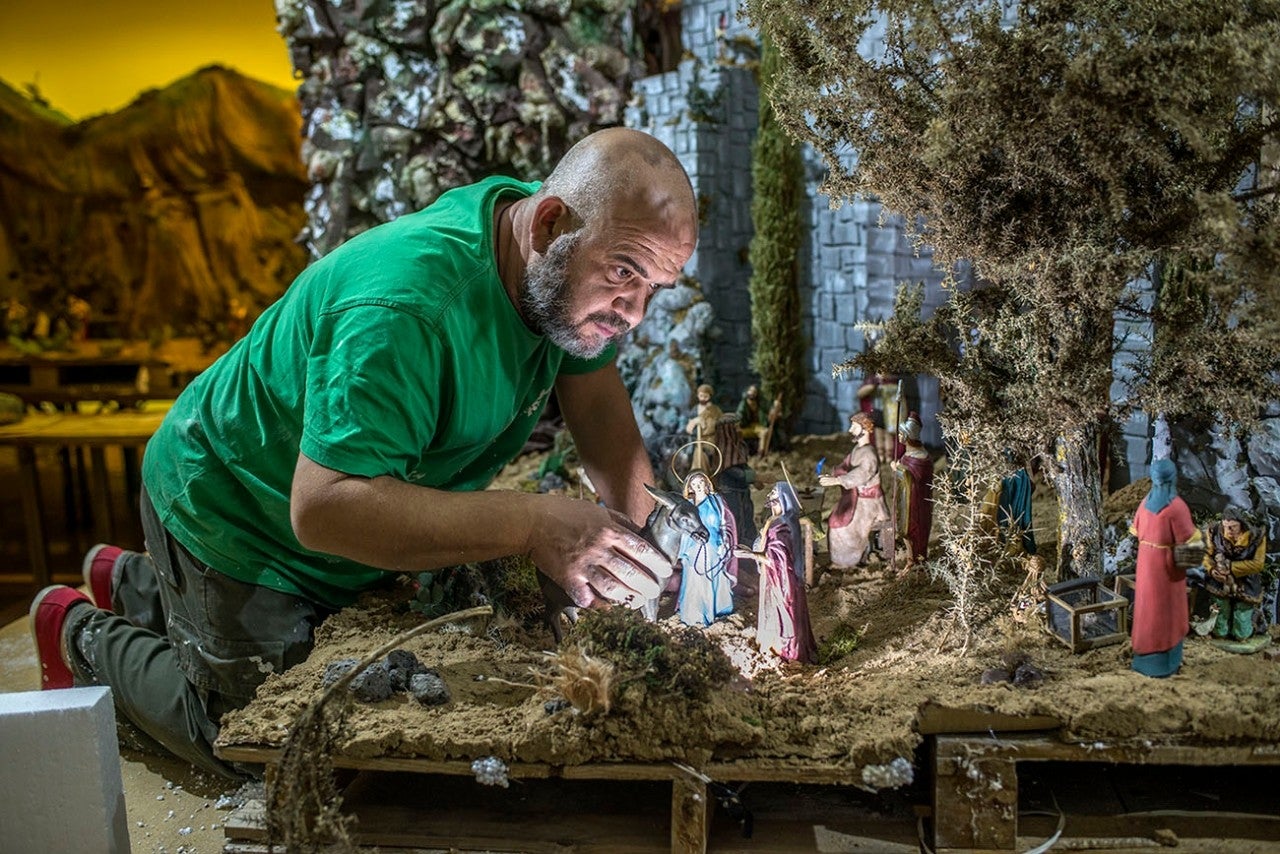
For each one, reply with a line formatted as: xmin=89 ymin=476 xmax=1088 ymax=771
xmin=818 ymin=474 xmax=841 ymax=488
xmin=528 ymin=495 xmax=672 ymax=608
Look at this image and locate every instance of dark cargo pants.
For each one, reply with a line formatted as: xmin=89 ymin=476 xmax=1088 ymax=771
xmin=68 ymin=486 xmax=334 ymax=780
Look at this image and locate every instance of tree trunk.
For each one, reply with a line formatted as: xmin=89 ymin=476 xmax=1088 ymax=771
xmin=1050 ymin=422 xmax=1105 ymax=581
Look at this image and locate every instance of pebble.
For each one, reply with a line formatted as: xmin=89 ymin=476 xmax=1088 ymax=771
xmin=980 ymin=668 xmax=1010 ymax=684
xmin=409 ymin=670 xmax=451 ymax=706
xmin=321 ymin=658 xmax=361 ymax=687
xmin=351 ymin=661 xmax=394 ymax=702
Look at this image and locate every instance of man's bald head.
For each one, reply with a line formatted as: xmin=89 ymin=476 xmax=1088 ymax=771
xmin=536 ymin=128 xmax=697 ymax=240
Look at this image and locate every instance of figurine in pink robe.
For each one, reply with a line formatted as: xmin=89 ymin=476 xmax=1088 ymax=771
xmin=737 ymin=482 xmax=817 ymax=663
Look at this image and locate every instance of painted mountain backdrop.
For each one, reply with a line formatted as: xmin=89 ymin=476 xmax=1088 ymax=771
xmin=0 ymin=65 xmax=307 ymax=342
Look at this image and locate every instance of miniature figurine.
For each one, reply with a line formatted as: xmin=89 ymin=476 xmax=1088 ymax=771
xmin=1129 ymin=458 xmax=1202 ymax=678
xmin=1200 ymin=507 xmax=1268 ymax=643
xmin=711 ymin=415 xmax=759 ymax=557
xmin=977 ymin=458 xmax=1039 ymax=558
xmin=737 ymin=481 xmax=817 ymax=663
xmin=891 ymin=412 xmax=934 ymax=567
xmin=857 ymin=373 xmax=903 ymax=462
xmin=820 ymin=412 xmax=891 ymax=569
xmin=685 ymin=384 xmax=724 ymax=472
xmin=676 ymin=471 xmax=737 ymax=626
xmin=758 ymin=393 xmax=785 ymax=455
xmin=66 ymin=296 xmax=91 ymax=342
xmin=996 ymin=459 xmax=1037 ymax=555
xmin=735 ymin=384 xmax=769 ymax=452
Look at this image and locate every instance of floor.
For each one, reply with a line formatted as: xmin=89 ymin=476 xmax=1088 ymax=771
xmin=0 ymin=438 xmax=236 ymax=853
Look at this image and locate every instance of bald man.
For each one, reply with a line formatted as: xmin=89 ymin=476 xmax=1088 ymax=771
xmin=30 ymin=128 xmax=699 ymax=778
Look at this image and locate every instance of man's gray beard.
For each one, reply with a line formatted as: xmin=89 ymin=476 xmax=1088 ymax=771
xmin=518 ymin=231 xmax=625 ymax=359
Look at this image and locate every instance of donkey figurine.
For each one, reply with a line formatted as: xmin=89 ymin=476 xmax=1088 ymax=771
xmin=540 ymin=483 xmax=709 ymax=640
xmin=636 ymin=482 xmax=708 ymax=619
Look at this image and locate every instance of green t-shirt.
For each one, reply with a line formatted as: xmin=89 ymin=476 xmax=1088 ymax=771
xmin=142 ymin=176 xmax=614 ymax=607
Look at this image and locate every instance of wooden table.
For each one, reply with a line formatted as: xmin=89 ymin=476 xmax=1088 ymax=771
xmin=0 ymin=410 xmax=168 ymax=588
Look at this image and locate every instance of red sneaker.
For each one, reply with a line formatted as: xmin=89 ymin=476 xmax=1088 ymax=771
xmin=82 ymin=543 xmax=122 ymax=611
xmin=29 ymin=585 xmax=92 ymax=689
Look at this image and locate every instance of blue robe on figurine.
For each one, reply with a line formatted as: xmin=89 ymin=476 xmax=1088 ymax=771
xmin=677 ymin=493 xmax=736 ymax=626
xmin=998 ymin=467 xmax=1037 ymax=555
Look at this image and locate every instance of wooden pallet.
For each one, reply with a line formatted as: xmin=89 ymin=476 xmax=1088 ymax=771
xmin=932 ymin=733 xmax=1280 ymax=853
xmin=216 ymin=745 xmax=921 ymax=853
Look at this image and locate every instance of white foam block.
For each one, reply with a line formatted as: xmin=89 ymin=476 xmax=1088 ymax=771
xmin=0 ymin=686 xmax=130 ymax=853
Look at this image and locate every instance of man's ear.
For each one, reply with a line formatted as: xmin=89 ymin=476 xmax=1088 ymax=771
xmin=530 ymin=196 xmax=576 ymax=253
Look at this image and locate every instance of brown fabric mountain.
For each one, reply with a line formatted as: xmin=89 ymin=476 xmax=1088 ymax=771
xmin=0 ymin=66 xmax=307 ymax=340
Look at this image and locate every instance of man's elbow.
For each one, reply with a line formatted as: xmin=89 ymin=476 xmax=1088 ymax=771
xmin=290 ymin=490 xmax=348 ymax=554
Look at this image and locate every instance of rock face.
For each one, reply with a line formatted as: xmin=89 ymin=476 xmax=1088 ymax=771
xmin=279 ymin=0 xmax=640 ymax=257
xmin=616 ymin=281 xmax=716 ymax=479
xmin=0 ymin=68 xmax=308 ymax=340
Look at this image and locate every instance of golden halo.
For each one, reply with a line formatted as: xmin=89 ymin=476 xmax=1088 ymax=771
xmin=670 ymin=439 xmax=723 ymax=484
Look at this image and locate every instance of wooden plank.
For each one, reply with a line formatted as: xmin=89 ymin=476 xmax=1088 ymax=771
xmin=933 ymin=745 xmax=1018 ymax=851
xmin=225 ymin=772 xmax=674 ymax=853
xmin=216 ymin=742 xmax=865 ymax=785
xmin=88 ymin=446 xmax=113 ymax=544
xmin=916 ymin=703 xmax=1060 ymax=735
xmin=16 ymin=445 xmax=49 ymax=588
xmin=933 ymin=734 xmax=1280 ymax=853
xmin=0 ymin=411 xmax=166 ymax=446
xmin=671 ymin=775 xmax=708 ymax=854
xmin=936 ymin=734 xmax=1280 ymax=766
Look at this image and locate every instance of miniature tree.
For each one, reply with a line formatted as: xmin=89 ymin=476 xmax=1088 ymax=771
xmin=747 ymin=31 xmax=807 ymax=430
xmin=746 ymin=0 xmax=1280 ymax=587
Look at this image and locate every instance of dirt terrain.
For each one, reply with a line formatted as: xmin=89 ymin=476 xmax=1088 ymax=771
xmin=217 ymin=434 xmax=1280 ymax=777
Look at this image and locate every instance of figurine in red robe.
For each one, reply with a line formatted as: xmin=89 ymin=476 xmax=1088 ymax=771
xmin=891 ymin=412 xmax=934 ymax=567
xmin=737 ymin=481 xmax=817 ymax=663
xmin=1129 ymin=458 xmax=1201 ymax=678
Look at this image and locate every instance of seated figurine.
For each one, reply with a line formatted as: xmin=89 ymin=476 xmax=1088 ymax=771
xmin=820 ymin=412 xmax=890 ymax=568
xmin=1200 ymin=507 xmax=1268 ymax=643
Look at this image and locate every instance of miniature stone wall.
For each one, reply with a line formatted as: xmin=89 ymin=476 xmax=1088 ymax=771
xmin=627 ymin=2 xmax=949 ymax=442
xmin=624 ymin=0 xmax=758 ymax=409
xmin=277 ymin=0 xmax=637 ymax=257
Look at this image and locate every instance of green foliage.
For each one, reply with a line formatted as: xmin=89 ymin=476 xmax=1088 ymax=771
xmin=747 ymin=31 xmax=808 ymax=429
xmin=817 ymin=623 xmax=863 ymax=663
xmin=686 ymin=63 xmax=725 ymax=124
xmin=567 ymin=607 xmax=735 ymax=702
xmin=748 ymin=0 xmax=1280 ymax=585
xmin=410 ymin=555 xmax=545 ymax=623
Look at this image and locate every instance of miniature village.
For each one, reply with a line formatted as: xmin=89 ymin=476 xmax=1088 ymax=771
xmin=2 ymin=1 xmax=1279 ymax=852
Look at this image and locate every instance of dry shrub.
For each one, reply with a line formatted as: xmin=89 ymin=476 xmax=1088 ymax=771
xmin=265 ymin=605 xmax=491 ymax=852
xmin=540 ymin=647 xmax=616 ymax=716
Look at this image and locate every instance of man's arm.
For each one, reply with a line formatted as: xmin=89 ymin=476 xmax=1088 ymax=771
xmin=290 ymin=456 xmax=666 ymax=608
xmin=555 ymin=362 xmax=656 ymax=525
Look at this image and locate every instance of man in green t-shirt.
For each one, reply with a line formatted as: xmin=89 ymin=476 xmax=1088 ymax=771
xmin=30 ymin=128 xmax=699 ymax=778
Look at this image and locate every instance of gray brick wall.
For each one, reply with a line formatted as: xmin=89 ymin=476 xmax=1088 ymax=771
xmin=625 ymin=0 xmax=1147 ymax=463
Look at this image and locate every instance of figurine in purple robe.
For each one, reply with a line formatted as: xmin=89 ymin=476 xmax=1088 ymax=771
xmin=737 ymin=482 xmax=817 ymax=663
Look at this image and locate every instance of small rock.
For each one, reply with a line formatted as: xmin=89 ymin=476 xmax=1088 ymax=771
xmin=386 ymin=648 xmax=422 ymax=690
xmin=1011 ymin=662 xmax=1044 ymax=687
xmin=351 ymin=661 xmax=395 ymax=702
xmin=543 ymin=698 xmax=571 ymax=715
xmin=980 ymin=668 xmax=1010 ymax=684
xmin=409 ymin=670 xmax=451 ymax=706
xmin=322 ymin=658 xmax=361 ymax=687
xmin=1153 ymin=828 xmax=1179 ymax=847
xmin=387 ymin=648 xmax=419 ymax=671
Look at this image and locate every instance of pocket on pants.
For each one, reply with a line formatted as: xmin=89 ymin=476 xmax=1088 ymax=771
xmin=167 ymin=608 xmax=286 ymax=708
